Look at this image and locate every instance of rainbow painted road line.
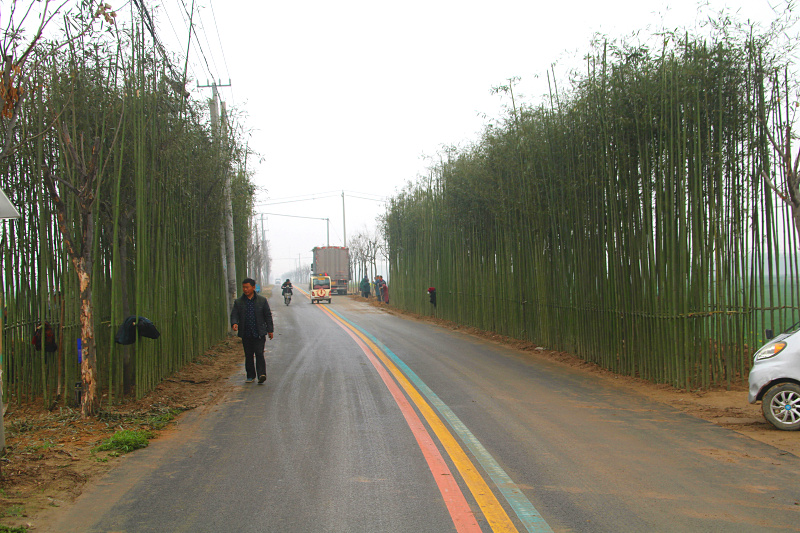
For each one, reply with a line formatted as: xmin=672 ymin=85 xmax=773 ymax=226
xmin=311 ymin=301 xmax=553 ymax=533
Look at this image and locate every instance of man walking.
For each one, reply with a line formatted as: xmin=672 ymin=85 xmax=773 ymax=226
xmin=230 ymin=278 xmax=274 ymax=384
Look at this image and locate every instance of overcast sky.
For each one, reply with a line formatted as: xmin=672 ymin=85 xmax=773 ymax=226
xmin=150 ymin=0 xmax=786 ymax=278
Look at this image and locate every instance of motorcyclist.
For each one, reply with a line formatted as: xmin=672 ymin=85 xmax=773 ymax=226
xmin=281 ymin=279 xmax=293 ymax=295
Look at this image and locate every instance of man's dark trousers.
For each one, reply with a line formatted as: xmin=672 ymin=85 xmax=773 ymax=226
xmin=242 ymin=336 xmax=267 ymax=380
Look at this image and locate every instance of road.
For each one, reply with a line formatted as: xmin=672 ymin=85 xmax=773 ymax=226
xmin=42 ymin=291 xmax=800 ymax=532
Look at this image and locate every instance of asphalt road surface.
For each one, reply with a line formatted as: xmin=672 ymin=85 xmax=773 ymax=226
xmin=43 ymin=291 xmax=800 ymax=532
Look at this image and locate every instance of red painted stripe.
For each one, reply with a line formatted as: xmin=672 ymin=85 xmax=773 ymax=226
xmin=328 ymin=316 xmax=481 ymax=532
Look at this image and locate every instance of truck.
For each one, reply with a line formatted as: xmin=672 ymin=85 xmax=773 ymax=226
xmin=311 ymin=246 xmax=350 ymax=295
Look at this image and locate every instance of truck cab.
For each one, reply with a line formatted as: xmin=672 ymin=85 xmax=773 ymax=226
xmin=309 ymin=275 xmax=332 ymax=304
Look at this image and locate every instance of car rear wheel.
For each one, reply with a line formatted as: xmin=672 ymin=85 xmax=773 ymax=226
xmin=762 ymin=383 xmax=800 ymax=431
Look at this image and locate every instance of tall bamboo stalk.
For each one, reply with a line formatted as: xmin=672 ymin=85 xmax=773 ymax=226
xmin=387 ymin=25 xmax=796 ymax=389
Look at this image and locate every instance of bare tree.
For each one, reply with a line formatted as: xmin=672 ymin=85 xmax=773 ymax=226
xmin=763 ymin=110 xmax=800 ymax=237
xmin=42 ymin=125 xmax=104 ymax=416
xmin=0 ymin=0 xmax=114 ymax=160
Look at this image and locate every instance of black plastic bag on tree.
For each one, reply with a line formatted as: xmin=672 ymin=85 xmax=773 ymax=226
xmin=115 ymin=316 xmax=161 ymax=345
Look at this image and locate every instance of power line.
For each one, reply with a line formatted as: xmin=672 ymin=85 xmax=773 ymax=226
xmin=343 ymin=190 xmax=388 ymax=200
xmin=263 ymin=190 xmax=342 ymax=201
xmin=207 ymin=0 xmax=233 ymax=103
xmin=194 ymin=6 xmax=222 ymax=86
xmin=165 ymin=0 xmax=203 ymax=83
xmin=130 ymin=0 xmax=184 ymax=81
xmin=161 ymin=3 xmax=201 ymax=84
xmin=173 ymin=0 xmax=217 ymax=81
xmin=255 ymin=190 xmax=389 ymax=206
xmin=345 ymin=193 xmax=388 ymax=202
xmin=255 ymin=195 xmax=340 ymax=206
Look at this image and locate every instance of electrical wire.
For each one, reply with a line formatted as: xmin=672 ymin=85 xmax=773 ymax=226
xmin=255 ymin=190 xmax=389 ymax=206
xmin=255 ymin=195 xmax=341 ymax=206
xmin=194 ymin=6 xmax=223 ymax=85
xmin=165 ymin=0 xmax=202 ymax=83
xmin=160 ymin=3 xmax=201 ymax=84
xmin=207 ymin=0 xmax=233 ymax=103
xmin=174 ymin=0 xmax=217 ymax=83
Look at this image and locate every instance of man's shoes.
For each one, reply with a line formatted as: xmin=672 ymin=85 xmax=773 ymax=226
xmin=245 ymin=377 xmax=255 ymax=383
xmin=258 ymin=374 xmax=266 ymax=384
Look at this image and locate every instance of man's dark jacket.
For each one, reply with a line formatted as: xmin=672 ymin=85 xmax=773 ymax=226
xmin=230 ymin=293 xmax=274 ymax=337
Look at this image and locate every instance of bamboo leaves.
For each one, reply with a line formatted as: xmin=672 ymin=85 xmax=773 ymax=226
xmin=0 ymin=8 xmax=252 ymax=410
xmin=387 ymin=27 xmax=798 ymax=389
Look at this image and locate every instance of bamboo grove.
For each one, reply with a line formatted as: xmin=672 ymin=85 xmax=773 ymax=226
xmin=387 ymin=26 xmax=800 ymax=390
xmin=0 ymin=9 xmax=255 ymax=408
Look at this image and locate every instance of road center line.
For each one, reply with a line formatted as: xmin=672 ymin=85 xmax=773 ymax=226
xmin=323 ymin=308 xmax=482 ymax=533
xmin=317 ymin=305 xmax=520 ymax=533
xmin=326 ymin=307 xmax=554 ymax=533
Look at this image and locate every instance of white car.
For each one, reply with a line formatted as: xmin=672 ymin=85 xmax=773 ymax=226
xmin=748 ymin=329 xmax=800 ymax=431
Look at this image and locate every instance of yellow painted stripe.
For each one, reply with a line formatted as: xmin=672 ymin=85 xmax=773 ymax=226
xmin=318 ymin=305 xmax=519 ymax=533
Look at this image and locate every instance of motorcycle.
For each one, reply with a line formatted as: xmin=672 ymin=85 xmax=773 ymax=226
xmin=282 ymin=287 xmax=292 ymax=306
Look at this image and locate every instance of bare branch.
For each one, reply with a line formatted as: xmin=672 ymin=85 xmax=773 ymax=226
xmin=42 ymin=167 xmax=79 ymax=259
xmin=763 ymin=171 xmax=791 ymax=204
xmin=762 ymin=117 xmax=789 ymax=164
xmin=56 ymin=119 xmax=87 ymax=178
xmin=85 ymin=136 xmax=101 ymax=182
xmin=47 ymin=172 xmax=81 ymax=196
xmin=2 ymin=95 xmax=71 ymax=158
xmin=15 ymin=0 xmax=72 ymax=69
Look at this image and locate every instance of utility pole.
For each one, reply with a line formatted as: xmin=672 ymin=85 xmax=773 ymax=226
xmin=198 ymin=80 xmax=237 ymax=315
xmin=342 ymin=190 xmax=347 ymax=247
xmin=180 ymin=0 xmax=195 ymax=118
xmin=261 ymin=214 xmax=267 ymax=281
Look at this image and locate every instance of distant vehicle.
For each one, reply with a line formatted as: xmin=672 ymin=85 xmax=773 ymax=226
xmin=311 ymin=246 xmax=350 ymax=295
xmin=274 ymin=279 xmax=281 ymax=285
xmin=309 ymin=275 xmax=331 ymax=304
xmin=749 ymin=327 xmax=800 ymax=430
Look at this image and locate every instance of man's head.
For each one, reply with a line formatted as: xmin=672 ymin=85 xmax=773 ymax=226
xmin=242 ymin=278 xmax=256 ymax=297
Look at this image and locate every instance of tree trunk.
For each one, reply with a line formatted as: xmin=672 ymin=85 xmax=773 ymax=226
xmin=74 ymin=258 xmax=98 ymax=416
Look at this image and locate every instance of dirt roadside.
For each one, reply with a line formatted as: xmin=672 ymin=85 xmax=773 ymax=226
xmin=0 ymin=297 xmax=797 ymax=531
xmin=0 ymin=337 xmax=242 ymax=531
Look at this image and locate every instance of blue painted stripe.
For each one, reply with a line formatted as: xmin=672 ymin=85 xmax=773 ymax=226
xmin=329 ymin=309 xmax=553 ymax=533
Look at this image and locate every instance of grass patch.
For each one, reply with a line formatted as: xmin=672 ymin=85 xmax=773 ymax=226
xmin=92 ymin=429 xmax=153 ymax=454
xmin=0 ymin=525 xmax=28 ymax=533
xmin=146 ymin=408 xmax=181 ymax=430
xmin=3 ymin=505 xmax=25 ymax=518
xmin=22 ymin=441 xmax=55 ymax=453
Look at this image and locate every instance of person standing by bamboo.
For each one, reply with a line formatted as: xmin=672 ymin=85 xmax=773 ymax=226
xmin=360 ymin=276 xmax=371 ymax=298
xmin=379 ymin=276 xmax=389 ymax=304
xmin=230 ymin=278 xmax=274 ymax=384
